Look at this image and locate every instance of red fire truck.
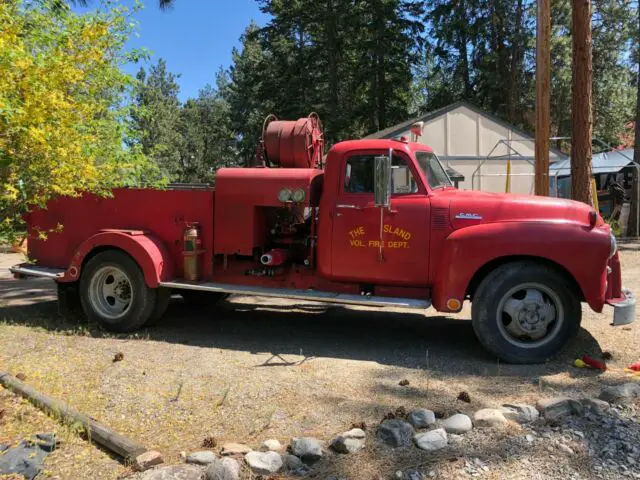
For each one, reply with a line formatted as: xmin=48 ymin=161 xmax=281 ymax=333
xmin=10 ymin=114 xmax=635 ymax=364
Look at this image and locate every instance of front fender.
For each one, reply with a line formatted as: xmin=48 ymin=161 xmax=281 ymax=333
xmin=58 ymin=229 xmax=174 ymax=287
xmin=432 ymin=221 xmax=610 ymax=313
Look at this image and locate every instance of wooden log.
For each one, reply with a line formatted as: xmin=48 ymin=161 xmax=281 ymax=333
xmin=0 ymin=371 xmax=147 ymax=461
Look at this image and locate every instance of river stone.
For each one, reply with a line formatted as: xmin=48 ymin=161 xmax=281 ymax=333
xmin=599 ymin=383 xmax=640 ymax=403
xmin=186 ymin=451 xmax=217 ymax=465
xmin=376 ymin=420 xmax=414 ymax=447
xmin=407 ymin=409 xmax=436 ymax=428
xmin=473 ymin=408 xmax=508 ymax=428
xmin=536 ymin=398 xmax=575 ymax=422
xmin=244 ymin=451 xmax=282 ymax=475
xmin=414 ymin=428 xmax=448 ymax=451
xmin=580 ymin=397 xmax=610 ymax=414
xmin=331 ymin=428 xmax=366 ymax=453
xmin=501 ymin=404 xmax=539 ymax=424
xmin=260 ymin=439 xmax=282 ymax=451
xmin=139 ymin=465 xmax=204 ymax=480
xmin=220 ymin=443 xmax=252 ymax=456
xmin=282 ymin=453 xmax=304 ymax=471
xmin=442 ymin=414 xmax=473 ymax=434
xmin=290 ymin=437 xmax=323 ymax=461
xmin=205 ymin=458 xmax=240 ymax=480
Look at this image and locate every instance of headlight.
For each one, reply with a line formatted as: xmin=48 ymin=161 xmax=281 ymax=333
xmin=609 ymin=233 xmax=617 ymax=259
xmin=292 ymin=188 xmax=306 ymax=203
xmin=277 ymin=188 xmax=292 ymax=203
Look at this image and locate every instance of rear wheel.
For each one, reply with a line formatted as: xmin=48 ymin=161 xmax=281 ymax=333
xmin=80 ymin=250 xmax=156 ymax=332
xmin=471 ymin=261 xmax=581 ymax=364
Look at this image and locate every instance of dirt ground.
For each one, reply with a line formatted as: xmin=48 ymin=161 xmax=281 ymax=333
xmin=1 ymin=245 xmax=639 ymax=480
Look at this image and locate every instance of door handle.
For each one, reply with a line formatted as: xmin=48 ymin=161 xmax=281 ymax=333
xmin=336 ymin=204 xmax=361 ymax=210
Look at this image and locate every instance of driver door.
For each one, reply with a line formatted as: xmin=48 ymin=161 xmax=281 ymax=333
xmin=330 ymin=150 xmax=430 ymax=286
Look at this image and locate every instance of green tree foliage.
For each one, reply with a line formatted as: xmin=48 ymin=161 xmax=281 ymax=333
xmin=419 ymin=0 xmax=637 ymax=148
xmin=0 ymin=0 xmax=161 ymax=240
xmin=130 ymin=60 xmax=237 ymax=181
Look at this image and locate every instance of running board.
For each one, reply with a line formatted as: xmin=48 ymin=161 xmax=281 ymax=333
xmin=159 ymin=280 xmax=431 ymax=310
xmin=9 ymin=263 xmax=65 ymax=280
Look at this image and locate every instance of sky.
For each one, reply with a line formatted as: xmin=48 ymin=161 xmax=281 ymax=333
xmin=76 ymin=1 xmax=269 ymax=101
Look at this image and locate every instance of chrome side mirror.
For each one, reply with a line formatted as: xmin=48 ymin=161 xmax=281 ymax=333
xmin=374 ymin=149 xmax=392 ymax=208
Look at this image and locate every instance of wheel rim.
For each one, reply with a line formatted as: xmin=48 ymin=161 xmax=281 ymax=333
xmin=496 ymin=282 xmax=564 ymax=349
xmin=88 ymin=266 xmax=134 ymax=320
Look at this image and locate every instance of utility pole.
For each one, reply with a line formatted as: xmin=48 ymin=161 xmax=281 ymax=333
xmin=571 ymin=0 xmax=593 ymax=205
xmin=535 ymin=0 xmax=551 ymax=196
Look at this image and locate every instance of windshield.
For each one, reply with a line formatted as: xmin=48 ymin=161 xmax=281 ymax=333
xmin=415 ymin=151 xmax=452 ymax=189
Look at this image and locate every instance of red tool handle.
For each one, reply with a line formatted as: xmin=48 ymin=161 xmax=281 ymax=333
xmin=582 ymin=355 xmax=607 ymax=371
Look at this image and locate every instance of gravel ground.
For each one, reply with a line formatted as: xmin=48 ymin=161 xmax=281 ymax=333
xmin=0 ymin=244 xmax=639 ymax=480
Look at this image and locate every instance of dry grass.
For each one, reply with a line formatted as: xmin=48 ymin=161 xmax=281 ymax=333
xmin=1 ymin=246 xmax=639 ymax=479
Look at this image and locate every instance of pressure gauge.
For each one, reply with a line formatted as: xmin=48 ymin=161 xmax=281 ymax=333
xmin=277 ymin=188 xmax=292 ymax=203
xmin=292 ymin=188 xmax=306 ymax=203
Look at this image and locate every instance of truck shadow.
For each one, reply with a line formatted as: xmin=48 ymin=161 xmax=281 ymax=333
xmin=0 ymin=278 xmax=604 ymax=378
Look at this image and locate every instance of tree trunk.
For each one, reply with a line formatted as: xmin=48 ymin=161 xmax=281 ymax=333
xmin=507 ymin=0 xmax=524 ymax=123
xmin=628 ymin=5 xmax=640 ymax=236
xmin=571 ymin=0 xmax=593 ymax=205
xmin=535 ymin=0 xmax=551 ymax=196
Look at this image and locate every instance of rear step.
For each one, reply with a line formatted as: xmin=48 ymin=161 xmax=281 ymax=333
xmin=160 ymin=280 xmax=431 ymax=310
xmin=9 ymin=263 xmax=65 ymax=279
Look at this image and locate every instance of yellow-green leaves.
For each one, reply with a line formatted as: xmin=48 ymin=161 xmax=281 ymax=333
xmin=0 ymin=1 xmax=162 ymax=240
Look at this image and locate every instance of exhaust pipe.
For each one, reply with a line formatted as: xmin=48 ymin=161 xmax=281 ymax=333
xmin=260 ymin=249 xmax=288 ymax=266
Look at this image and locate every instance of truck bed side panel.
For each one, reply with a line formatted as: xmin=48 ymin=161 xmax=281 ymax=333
xmin=26 ymin=188 xmax=215 ymax=280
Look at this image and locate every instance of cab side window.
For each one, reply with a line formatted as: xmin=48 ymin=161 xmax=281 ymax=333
xmin=344 ymin=154 xmax=418 ymax=194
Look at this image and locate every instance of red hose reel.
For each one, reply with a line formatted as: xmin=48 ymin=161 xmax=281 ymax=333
xmin=255 ymin=113 xmax=324 ymax=169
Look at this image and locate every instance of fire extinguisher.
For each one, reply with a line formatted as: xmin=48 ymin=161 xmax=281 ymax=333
xmin=183 ymin=223 xmax=201 ymax=281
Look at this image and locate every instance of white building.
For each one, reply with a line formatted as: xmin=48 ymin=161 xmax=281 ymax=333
xmin=365 ymin=101 xmax=567 ymax=195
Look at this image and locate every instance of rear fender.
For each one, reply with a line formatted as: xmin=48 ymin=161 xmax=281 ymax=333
xmin=432 ymin=222 xmax=610 ymax=313
xmin=58 ymin=230 xmax=174 ymax=287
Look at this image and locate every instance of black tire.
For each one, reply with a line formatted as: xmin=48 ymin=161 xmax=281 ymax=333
xmin=471 ymin=261 xmax=581 ymax=364
xmin=146 ymin=287 xmax=172 ymax=326
xmin=79 ymin=250 xmax=157 ymax=332
xmin=180 ymin=290 xmax=228 ymax=307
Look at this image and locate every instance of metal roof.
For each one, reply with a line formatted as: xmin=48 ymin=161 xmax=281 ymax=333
xmin=549 ymin=148 xmax=635 ymax=176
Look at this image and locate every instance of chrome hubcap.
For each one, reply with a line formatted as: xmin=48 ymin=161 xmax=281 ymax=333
xmin=88 ymin=266 xmax=133 ymax=319
xmin=497 ymin=283 xmax=563 ymax=348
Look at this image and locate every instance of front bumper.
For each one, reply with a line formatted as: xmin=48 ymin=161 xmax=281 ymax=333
xmin=607 ymin=288 xmax=636 ymax=326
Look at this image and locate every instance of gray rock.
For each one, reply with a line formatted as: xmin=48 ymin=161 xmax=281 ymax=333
xmin=331 ymin=428 xmax=366 ymax=454
xmin=558 ymin=443 xmax=575 ymax=455
xmin=442 ymin=414 xmax=473 ymax=434
xmin=205 ymin=458 xmax=240 ymax=480
xmin=139 ymin=465 xmax=204 ymax=480
xmin=282 ymin=453 xmax=304 ymax=471
xmin=220 ymin=443 xmax=252 ymax=456
xmin=244 ymin=451 xmax=282 ymax=475
xmin=525 ymin=435 xmax=534 ymax=443
xmin=376 ymin=420 xmax=414 ymax=447
xmin=405 ymin=471 xmax=424 ymax=480
xmin=260 ymin=439 xmax=282 ymax=452
xmin=501 ymin=404 xmax=539 ymax=424
xmin=407 ymin=409 xmax=436 ymax=428
xmin=473 ymin=408 xmax=508 ymax=428
xmin=536 ymin=398 xmax=576 ymax=422
xmin=290 ymin=437 xmax=323 ymax=461
xmin=186 ymin=450 xmax=217 ymax=465
xmin=599 ymin=384 xmax=640 ymax=404
xmin=413 ymin=428 xmax=448 ymax=451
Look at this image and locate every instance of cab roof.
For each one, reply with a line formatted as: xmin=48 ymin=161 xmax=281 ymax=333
xmin=329 ymin=138 xmax=433 ymax=155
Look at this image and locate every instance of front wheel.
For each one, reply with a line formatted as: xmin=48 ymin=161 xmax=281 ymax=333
xmin=80 ymin=250 xmax=157 ymax=332
xmin=472 ymin=261 xmax=581 ymax=364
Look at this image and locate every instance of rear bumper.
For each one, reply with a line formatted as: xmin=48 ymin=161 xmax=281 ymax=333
xmin=9 ymin=263 xmax=64 ymax=280
xmin=607 ymin=288 xmax=636 ymax=326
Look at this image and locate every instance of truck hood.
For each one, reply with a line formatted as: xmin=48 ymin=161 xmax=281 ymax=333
xmin=435 ymin=189 xmax=599 ymax=229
